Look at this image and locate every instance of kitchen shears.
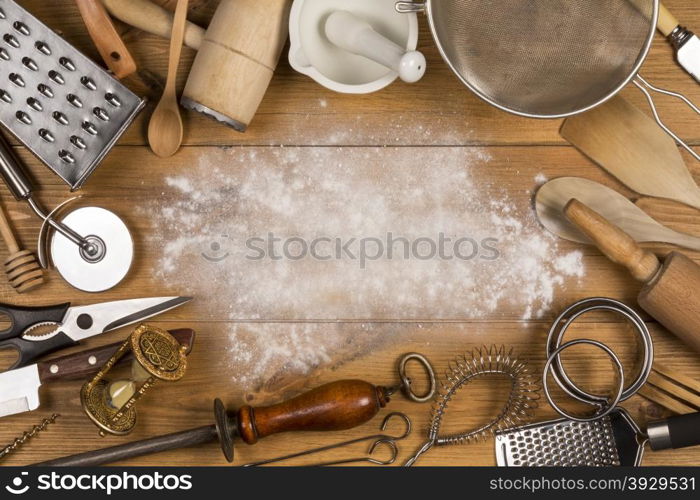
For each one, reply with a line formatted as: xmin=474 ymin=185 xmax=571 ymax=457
xmin=0 ymin=296 xmax=191 ymax=369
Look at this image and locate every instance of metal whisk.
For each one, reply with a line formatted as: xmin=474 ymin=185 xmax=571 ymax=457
xmin=405 ymin=345 xmax=539 ymax=466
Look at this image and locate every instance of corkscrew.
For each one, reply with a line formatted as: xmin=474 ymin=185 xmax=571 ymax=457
xmin=0 ymin=414 xmax=59 ymax=460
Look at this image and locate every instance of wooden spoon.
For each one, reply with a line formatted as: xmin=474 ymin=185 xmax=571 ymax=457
xmin=561 ymin=96 xmax=700 ymax=210
xmin=536 ymin=177 xmax=700 ymax=250
xmin=147 ymin=0 xmax=188 ymax=158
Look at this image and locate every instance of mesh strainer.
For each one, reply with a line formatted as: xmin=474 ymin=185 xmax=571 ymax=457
xmin=396 ymin=0 xmax=658 ymax=118
xmin=397 ymin=0 xmax=700 ymax=159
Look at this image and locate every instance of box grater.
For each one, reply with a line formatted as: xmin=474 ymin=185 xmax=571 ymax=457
xmin=0 ymin=0 xmax=145 ymax=190
xmin=494 ymin=408 xmax=645 ymax=467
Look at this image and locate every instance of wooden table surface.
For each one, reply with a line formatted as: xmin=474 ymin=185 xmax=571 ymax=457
xmin=2 ymin=0 xmax=700 ymax=467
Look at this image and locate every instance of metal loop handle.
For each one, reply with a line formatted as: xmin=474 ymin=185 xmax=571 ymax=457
xmin=634 ymin=74 xmax=700 ymax=162
xmin=243 ymin=412 xmax=411 ymax=467
xmin=546 ymin=297 xmax=653 ymax=405
xmin=543 ymin=339 xmax=625 ymax=423
xmin=395 ymin=1 xmax=426 ymax=14
xmin=397 ymin=352 xmax=437 ymax=403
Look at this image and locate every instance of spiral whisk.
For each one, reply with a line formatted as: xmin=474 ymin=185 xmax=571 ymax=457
xmin=0 ymin=414 xmax=59 ymax=460
xmin=405 ymin=345 xmax=539 ymax=466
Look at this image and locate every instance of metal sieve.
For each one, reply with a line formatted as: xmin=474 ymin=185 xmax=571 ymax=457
xmin=396 ymin=0 xmax=658 ymax=118
xmin=396 ymin=0 xmax=700 ymax=159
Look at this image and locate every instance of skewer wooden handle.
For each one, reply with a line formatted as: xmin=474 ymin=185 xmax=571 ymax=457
xmin=75 ymin=0 xmax=137 ymax=78
xmin=236 ymin=380 xmax=388 ymax=444
xmin=564 ymin=199 xmax=661 ymax=282
xmin=658 ymin=2 xmax=680 ymax=37
xmin=100 ymin=0 xmax=204 ymax=51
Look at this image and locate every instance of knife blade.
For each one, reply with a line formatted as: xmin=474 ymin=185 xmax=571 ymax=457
xmin=676 ymin=35 xmax=700 ymax=83
xmin=0 ymin=328 xmax=195 ymax=418
xmin=658 ymin=3 xmax=700 ymax=83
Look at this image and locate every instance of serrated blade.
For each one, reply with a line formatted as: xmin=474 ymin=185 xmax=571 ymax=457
xmin=0 ymin=365 xmax=41 ymax=417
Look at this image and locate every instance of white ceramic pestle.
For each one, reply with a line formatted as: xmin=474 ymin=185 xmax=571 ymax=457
xmin=324 ymin=10 xmax=426 ymax=83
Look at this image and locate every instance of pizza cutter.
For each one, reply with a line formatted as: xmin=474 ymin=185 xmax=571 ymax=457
xmin=0 ymin=132 xmax=133 ymax=292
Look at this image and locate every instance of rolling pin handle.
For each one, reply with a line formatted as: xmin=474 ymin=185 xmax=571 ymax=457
xmin=564 ymin=199 xmax=661 ymax=283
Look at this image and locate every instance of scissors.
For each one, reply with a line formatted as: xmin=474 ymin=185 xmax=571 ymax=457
xmin=0 ymin=296 xmax=191 ymax=369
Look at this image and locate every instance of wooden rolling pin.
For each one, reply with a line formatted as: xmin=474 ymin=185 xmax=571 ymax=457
xmin=181 ymin=0 xmax=292 ymax=132
xmin=100 ymin=0 xmax=204 ymax=50
xmin=565 ymin=199 xmax=700 ymax=353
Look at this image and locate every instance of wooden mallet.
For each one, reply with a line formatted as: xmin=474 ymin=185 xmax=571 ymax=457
xmin=0 ymin=200 xmax=43 ymax=293
xmin=565 ymin=198 xmax=700 ymax=354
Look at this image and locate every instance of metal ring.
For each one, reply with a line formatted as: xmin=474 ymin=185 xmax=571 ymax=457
xmin=543 ymin=339 xmax=625 ymax=423
xmin=546 ymin=297 xmax=653 ymax=405
xmin=398 ymin=353 xmax=436 ymax=403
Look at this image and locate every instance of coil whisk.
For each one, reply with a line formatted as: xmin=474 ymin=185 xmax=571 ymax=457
xmin=0 ymin=414 xmax=59 ymax=460
xmin=405 ymin=345 xmax=540 ymax=466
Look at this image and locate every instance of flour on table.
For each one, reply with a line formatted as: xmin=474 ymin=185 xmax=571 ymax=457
xmin=144 ymin=147 xmax=584 ymax=387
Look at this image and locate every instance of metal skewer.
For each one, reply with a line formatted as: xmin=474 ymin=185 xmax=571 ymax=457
xmin=243 ymin=412 xmax=411 ymax=466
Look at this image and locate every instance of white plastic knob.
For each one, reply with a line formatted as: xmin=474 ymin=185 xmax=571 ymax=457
xmin=325 ymin=10 xmax=426 ymax=83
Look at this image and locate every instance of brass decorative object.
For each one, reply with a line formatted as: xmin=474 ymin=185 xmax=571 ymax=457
xmin=81 ymin=324 xmax=187 ymax=436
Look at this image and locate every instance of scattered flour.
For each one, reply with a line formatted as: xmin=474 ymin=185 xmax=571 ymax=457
xmin=144 ymin=147 xmax=584 ymax=388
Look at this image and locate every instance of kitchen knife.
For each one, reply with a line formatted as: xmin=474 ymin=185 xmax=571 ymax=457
xmin=0 ymin=328 xmax=195 ymax=418
xmin=658 ymin=3 xmax=700 ymax=83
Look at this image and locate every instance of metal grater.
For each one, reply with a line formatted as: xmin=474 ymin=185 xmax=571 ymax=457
xmin=494 ymin=408 xmax=645 ymax=467
xmin=0 ymin=0 xmax=145 ymax=190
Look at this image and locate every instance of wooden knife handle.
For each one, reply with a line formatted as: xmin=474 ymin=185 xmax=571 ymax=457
xmin=236 ymin=380 xmax=389 ymax=444
xmin=564 ymin=199 xmax=661 ymax=283
xmin=37 ymin=328 xmax=195 ymax=383
xmin=75 ymin=0 xmax=137 ymax=78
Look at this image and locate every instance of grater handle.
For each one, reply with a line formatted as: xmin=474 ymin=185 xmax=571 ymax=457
xmin=648 ymin=412 xmax=700 ymax=451
xmin=0 ymin=132 xmax=33 ymax=200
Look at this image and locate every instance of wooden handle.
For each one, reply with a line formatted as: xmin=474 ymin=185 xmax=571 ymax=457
xmin=182 ymin=0 xmax=292 ymax=131
xmin=75 ymin=0 xmax=137 ymax=78
xmin=658 ymin=2 xmax=680 ymax=37
xmin=0 ymin=200 xmax=19 ymax=254
xmin=564 ymin=199 xmax=661 ymax=282
xmin=165 ymin=0 xmax=188 ymax=95
xmin=101 ymin=0 xmax=204 ymax=51
xmin=38 ymin=328 xmax=195 ymax=383
xmin=236 ymin=380 xmax=388 ymax=444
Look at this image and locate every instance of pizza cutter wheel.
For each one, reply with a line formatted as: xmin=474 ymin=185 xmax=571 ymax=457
xmin=44 ymin=206 xmax=133 ymax=293
xmin=0 ymin=130 xmax=133 ymax=293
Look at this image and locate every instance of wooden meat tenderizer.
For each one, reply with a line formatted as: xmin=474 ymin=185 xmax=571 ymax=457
xmin=0 ymin=200 xmax=42 ymax=293
xmin=180 ymin=0 xmax=292 ymax=132
xmin=565 ymin=199 xmax=700 ymax=354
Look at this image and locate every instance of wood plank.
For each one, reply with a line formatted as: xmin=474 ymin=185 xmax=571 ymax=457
xmin=0 ymin=319 xmax=697 ymax=466
xmin=13 ymin=0 xmax=700 ymax=147
xmin=0 ymin=0 xmax=697 ymax=469
xmin=2 ymin=145 xmax=700 ymax=321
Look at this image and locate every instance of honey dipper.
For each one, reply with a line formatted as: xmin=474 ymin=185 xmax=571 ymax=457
xmin=0 ymin=200 xmax=43 ymax=293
